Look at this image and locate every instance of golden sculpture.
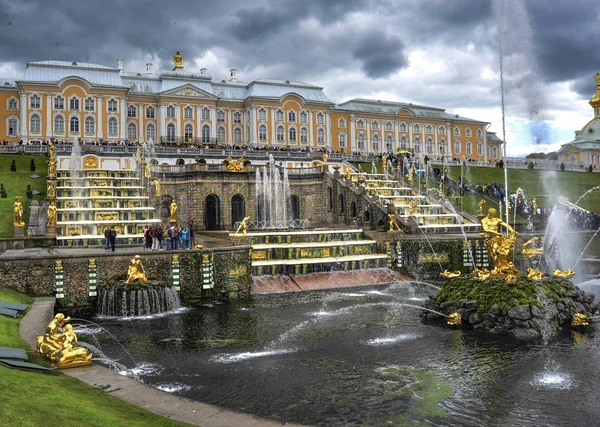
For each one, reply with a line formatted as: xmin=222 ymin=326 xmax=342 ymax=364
xmin=407 ymin=166 xmax=414 ymax=182
xmin=47 ymin=201 xmax=57 ymax=226
xmin=36 ymin=313 xmax=92 ymax=368
xmin=527 ymin=267 xmax=544 ymax=280
xmin=408 ymin=200 xmax=419 ymax=216
xmin=552 ymin=269 xmax=576 ymax=279
xmin=235 ymin=216 xmax=251 ymax=235
xmin=153 ymin=179 xmax=161 ymax=197
xmin=571 ymin=313 xmax=590 ymax=327
xmin=169 ymin=199 xmax=178 ymax=223
xmin=49 ymin=144 xmax=55 ymax=160
xmin=473 ymin=268 xmax=490 ymax=281
xmin=145 ymin=162 xmax=152 ymax=178
xmin=345 ymin=169 xmax=352 ymax=180
xmin=225 ymin=156 xmax=245 ymax=172
xmin=505 ymin=274 xmax=517 ymax=285
xmin=47 ymin=180 xmax=56 ymax=198
xmin=447 ymin=312 xmax=462 ymax=326
xmin=125 ymin=255 xmax=148 ymax=285
xmin=532 ymin=198 xmax=538 ymax=215
xmin=521 ymin=237 xmax=544 ymax=259
xmin=48 ymin=159 xmax=57 ymax=177
xmin=440 ymin=270 xmax=461 ymax=278
xmin=323 ymin=153 xmax=328 ymax=164
xmin=382 ymin=154 xmax=387 ymax=169
xmin=387 ymin=213 xmax=402 ymax=232
xmin=89 ymin=258 xmax=96 ymax=269
xmin=477 ymin=199 xmax=486 ymax=216
xmin=13 ymin=196 xmax=24 ymax=226
xmin=83 ymin=156 xmax=98 ymax=169
xmin=173 ymin=50 xmax=184 ymax=70
xmin=480 ymin=208 xmax=518 ymax=276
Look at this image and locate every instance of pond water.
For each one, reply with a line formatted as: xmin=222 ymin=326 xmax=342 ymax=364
xmin=80 ymin=281 xmax=600 ymax=426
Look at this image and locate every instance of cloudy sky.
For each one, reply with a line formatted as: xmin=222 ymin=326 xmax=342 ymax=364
xmin=1 ymin=0 xmax=598 ymax=156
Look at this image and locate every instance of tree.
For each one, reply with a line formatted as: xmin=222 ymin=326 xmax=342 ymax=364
xmin=10 ymin=160 xmax=16 ymax=172
xmin=0 ymin=183 xmax=7 ymax=198
xmin=30 ymin=159 xmax=36 ymax=171
xmin=560 ymin=163 xmax=565 ymax=171
xmin=498 ymin=159 xmax=504 ymax=168
xmin=176 ymin=158 xmax=185 ymax=165
xmin=26 ymin=184 xmax=33 ymax=199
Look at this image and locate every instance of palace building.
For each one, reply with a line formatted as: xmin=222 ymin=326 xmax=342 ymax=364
xmin=0 ymin=52 xmax=501 ymax=161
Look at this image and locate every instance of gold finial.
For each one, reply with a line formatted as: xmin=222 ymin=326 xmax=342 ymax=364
xmin=589 ymin=72 xmax=600 ymax=113
xmin=173 ymin=51 xmax=184 ymax=70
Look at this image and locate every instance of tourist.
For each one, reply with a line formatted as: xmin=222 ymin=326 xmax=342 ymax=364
xmin=157 ymin=226 xmax=164 ymax=250
xmin=104 ymin=226 xmax=110 ymax=251
xmin=181 ymin=226 xmax=188 ymax=250
xmin=187 ymin=218 xmax=195 ymax=246
xmin=151 ymin=225 xmax=159 ymax=251
xmin=166 ymin=226 xmax=173 ymax=250
xmin=143 ymin=227 xmax=151 ymax=251
xmin=172 ymin=225 xmax=179 ymax=250
xmin=109 ymin=227 xmax=117 ymax=252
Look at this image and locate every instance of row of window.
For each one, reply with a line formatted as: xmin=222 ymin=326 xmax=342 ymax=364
xmin=348 ymin=120 xmax=482 ymax=137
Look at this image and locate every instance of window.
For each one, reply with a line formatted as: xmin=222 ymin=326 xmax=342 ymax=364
xmin=386 ymin=136 xmax=393 ymax=151
xmin=414 ymin=138 xmax=421 ymax=153
xmin=300 ymin=111 xmax=308 ymax=123
xmin=29 ymin=114 xmax=41 ymax=132
xmin=466 ymin=128 xmax=472 ymax=137
xmin=301 ymin=127 xmax=308 ymax=142
xmin=259 ymin=124 xmax=267 ymax=140
xmin=400 ymin=136 xmax=407 ymax=149
xmin=70 ymin=116 xmax=79 ymax=133
xmin=358 ymin=134 xmax=365 ymax=149
xmin=54 ymin=115 xmax=64 ymax=133
xmin=107 ymin=98 xmax=117 ymax=112
xmin=276 ymin=110 xmax=284 ymax=122
xmin=400 ymin=123 xmax=407 ymax=132
xmin=8 ymin=118 xmax=17 ymax=135
xmin=234 ymin=112 xmax=242 ymax=123
xmin=440 ymin=140 xmax=446 ymax=154
xmin=108 ymin=117 xmax=118 ymax=134
xmin=185 ymin=124 xmax=194 ymax=141
xmin=167 ymin=123 xmax=176 ymax=142
xmin=202 ymin=108 xmax=210 ymax=120
xmin=357 ymin=120 xmax=365 ymax=129
xmin=184 ymin=106 xmax=193 ymax=119
xmin=146 ymin=123 xmax=155 ymax=141
xmin=454 ymin=141 xmax=461 ymax=154
xmin=234 ymin=127 xmax=242 ymax=143
xmin=146 ymin=106 xmax=155 ymax=119
xmin=127 ymin=122 xmax=137 ymax=139
xmin=85 ymin=116 xmax=95 ymax=133
xmin=30 ymin=94 xmax=40 ymax=109
xmin=288 ymin=110 xmax=296 ymax=122
xmin=372 ymin=135 xmax=380 ymax=151
xmin=289 ymin=127 xmax=297 ymax=142
xmin=372 ymin=121 xmax=380 ymax=130
xmin=477 ymin=142 xmax=483 ymax=156
xmin=466 ymin=141 xmax=472 ymax=155
xmin=338 ymin=118 xmax=346 ymax=128
xmin=413 ymin=124 xmax=421 ymax=133
xmin=69 ymin=97 xmax=79 ymax=111
xmin=492 ymin=146 xmax=497 ymax=158
xmin=217 ymin=110 xmax=225 ymax=122
xmin=258 ymin=109 xmax=266 ymax=121
xmin=127 ymin=105 xmax=136 ymax=118
xmin=54 ymin=96 xmax=64 ymax=110
xmin=477 ymin=129 xmax=483 ymax=138
xmin=454 ymin=127 xmax=460 ymax=136
xmin=8 ymin=97 xmax=18 ymax=110
xmin=217 ymin=127 xmax=225 ymax=142
xmin=277 ymin=125 xmax=284 ymax=141
xmin=202 ymin=125 xmax=210 ymax=142
xmin=316 ymin=113 xmax=324 ymax=125
xmin=167 ymin=105 xmax=175 ymax=118
xmin=317 ymin=128 xmax=325 ymax=144
xmin=339 ymin=133 xmax=346 ymax=148
xmin=426 ymin=138 xmax=433 ymax=153
xmin=426 ymin=125 xmax=433 ymax=134
xmin=386 ymin=121 xmax=393 ymax=131
xmin=439 ymin=126 xmax=445 ymax=135
xmin=85 ymin=97 xmax=95 ymax=111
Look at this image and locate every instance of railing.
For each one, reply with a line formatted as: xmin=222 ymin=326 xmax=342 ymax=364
xmin=159 ymin=137 xmax=218 ymax=145
xmin=233 ymin=219 xmax=310 ymax=230
xmin=156 ymin=163 xmax=325 ymax=175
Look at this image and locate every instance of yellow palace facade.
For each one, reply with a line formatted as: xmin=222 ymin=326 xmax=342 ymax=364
xmin=0 ymin=53 xmax=500 ymax=161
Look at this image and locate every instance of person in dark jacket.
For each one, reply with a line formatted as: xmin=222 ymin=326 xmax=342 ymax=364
xmin=109 ymin=227 xmax=117 ymax=252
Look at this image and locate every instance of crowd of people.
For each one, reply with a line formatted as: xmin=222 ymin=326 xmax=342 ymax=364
xmin=103 ymin=220 xmax=196 ymax=252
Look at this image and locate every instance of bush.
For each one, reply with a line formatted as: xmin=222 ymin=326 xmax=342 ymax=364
xmin=175 ymin=158 xmax=185 ymax=165
xmin=0 ymin=184 xmax=7 ymax=198
xmin=10 ymin=160 xmax=16 ymax=172
xmin=243 ymin=159 xmax=251 ymax=166
xmin=498 ymin=159 xmax=504 ymax=168
xmin=30 ymin=159 xmax=36 ymax=171
xmin=26 ymin=184 xmax=33 ymax=200
xmin=589 ymin=165 xmax=594 ymax=173
xmin=560 ymin=163 xmax=565 ymax=172
xmin=195 ymin=157 xmax=206 ymax=164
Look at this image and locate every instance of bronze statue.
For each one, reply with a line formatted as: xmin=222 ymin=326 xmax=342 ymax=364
xmin=13 ymin=196 xmax=24 ymax=226
xmin=47 ymin=201 xmax=57 ymax=226
xmin=125 ymin=255 xmax=148 ymax=285
xmin=37 ymin=313 xmax=92 ymax=368
xmin=480 ymin=208 xmax=518 ymax=276
xmin=387 ymin=213 xmax=402 ymax=232
xmin=169 ymin=199 xmax=178 ymax=223
xmin=235 ymin=216 xmax=251 ymax=235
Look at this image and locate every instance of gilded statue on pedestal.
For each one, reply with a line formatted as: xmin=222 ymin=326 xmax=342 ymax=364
xmin=170 ymin=199 xmax=178 ymax=223
xmin=37 ymin=313 xmax=92 ymax=368
xmin=47 ymin=180 xmax=56 ymax=198
xmin=440 ymin=270 xmax=461 ymax=278
xmin=532 ymin=198 xmax=538 ymax=215
xmin=225 ymin=156 xmax=245 ymax=172
xmin=477 ymin=199 xmax=486 ymax=216
xmin=387 ymin=213 xmax=402 ymax=232
xmin=125 ymin=255 xmax=148 ymax=285
xmin=521 ymin=237 xmax=544 ymax=259
xmin=552 ymin=269 xmax=576 ymax=279
xmin=13 ymin=196 xmax=24 ymax=226
xmin=173 ymin=51 xmax=184 ymax=70
xmin=145 ymin=162 xmax=152 ymax=178
xmin=153 ymin=179 xmax=161 ymax=197
xmin=382 ymin=154 xmax=387 ymax=169
xmin=480 ymin=208 xmax=519 ymax=276
xmin=408 ymin=200 xmax=419 ymax=216
xmin=323 ymin=153 xmax=329 ymax=164
xmin=235 ymin=216 xmax=251 ymax=235
xmin=47 ymin=201 xmax=57 ymax=226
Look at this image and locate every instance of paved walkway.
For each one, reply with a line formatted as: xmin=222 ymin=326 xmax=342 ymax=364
xmin=20 ymin=297 xmax=305 ymax=427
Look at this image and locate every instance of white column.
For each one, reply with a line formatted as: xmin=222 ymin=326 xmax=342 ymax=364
xmin=227 ymin=109 xmax=232 ymax=145
xmin=271 ymin=107 xmax=276 ymax=144
xmin=249 ymin=107 xmax=257 ymax=144
xmin=408 ymin=123 xmax=413 ymax=151
xmin=97 ymin=96 xmax=103 ymax=139
xmin=138 ymin=103 xmax=144 ymax=142
xmin=395 ymin=122 xmax=399 ymax=151
xmin=210 ymin=106 xmax=217 ymax=141
xmin=159 ymin=103 xmax=166 ymax=142
xmin=350 ymin=116 xmax=356 ymax=152
xmin=45 ymin=93 xmax=52 ymax=138
xmin=119 ymin=98 xmax=127 ymax=141
xmin=366 ymin=120 xmax=371 ymax=153
xmin=326 ymin=112 xmax=332 ymax=149
xmin=175 ymin=104 xmax=181 ymax=140
xmin=19 ymin=91 xmax=27 ymax=141
xmin=309 ymin=111 xmax=314 ymax=147
xmin=421 ymin=125 xmax=425 ymax=156
xmin=483 ymin=128 xmax=488 ymax=162
xmin=447 ymin=123 xmax=452 ymax=158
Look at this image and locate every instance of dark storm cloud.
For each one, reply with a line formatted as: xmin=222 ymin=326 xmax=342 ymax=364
xmin=352 ymin=32 xmax=407 ymax=79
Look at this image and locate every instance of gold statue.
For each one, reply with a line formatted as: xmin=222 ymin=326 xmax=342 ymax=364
xmin=571 ymin=313 xmax=589 ymax=327
xmin=552 ymin=269 xmax=576 ymax=279
xmin=527 ymin=267 xmax=544 ymax=280
xmin=440 ymin=270 xmax=461 ymax=278
xmin=47 ymin=201 xmax=57 ymax=226
xmin=225 ymin=156 xmax=245 ymax=172
xmin=153 ymin=179 xmax=161 ymax=197
xmin=145 ymin=162 xmax=152 ymax=178
xmin=36 ymin=313 xmax=92 ymax=368
xmin=477 ymin=199 xmax=486 ymax=216
xmin=173 ymin=50 xmax=184 ymax=70
xmin=47 ymin=180 xmax=56 ymax=198
xmin=89 ymin=258 xmax=96 ymax=269
xmin=521 ymin=237 xmax=544 ymax=259
xmin=13 ymin=196 xmax=24 ymax=226
xmin=473 ymin=268 xmax=490 ymax=281
xmin=125 ymin=255 xmax=148 ymax=285
xmin=532 ymin=198 xmax=538 ymax=215
xmin=170 ymin=199 xmax=178 ymax=223
xmin=408 ymin=200 xmax=419 ymax=216
xmin=387 ymin=213 xmax=402 ymax=232
xmin=480 ymin=208 xmax=518 ymax=276
xmin=49 ymin=144 xmax=55 ymax=160
xmin=323 ymin=153 xmax=329 ymax=164
xmin=505 ymin=274 xmax=517 ymax=285
xmin=382 ymin=154 xmax=387 ymax=169
xmin=346 ymin=169 xmax=352 ymax=180
xmin=447 ymin=312 xmax=462 ymax=326
xmin=407 ymin=166 xmax=414 ymax=182
xmin=48 ymin=159 xmax=57 ymax=177
xmin=235 ymin=216 xmax=251 ymax=235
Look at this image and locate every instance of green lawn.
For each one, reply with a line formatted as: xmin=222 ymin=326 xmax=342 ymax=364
xmin=0 ymin=154 xmax=48 ymax=238
xmin=0 ymin=286 xmax=190 ymax=427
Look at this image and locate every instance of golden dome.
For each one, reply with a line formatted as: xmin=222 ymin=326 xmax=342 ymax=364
xmin=588 ymin=72 xmax=600 ymax=109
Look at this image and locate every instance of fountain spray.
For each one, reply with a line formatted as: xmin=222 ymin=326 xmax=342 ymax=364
xmin=496 ymin=0 xmax=509 ymax=233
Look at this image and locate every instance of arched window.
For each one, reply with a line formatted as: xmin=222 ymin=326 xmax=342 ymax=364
xmin=234 ymin=111 xmax=242 ymax=123
xmin=70 ymin=116 xmax=79 ymax=132
xmin=454 ymin=140 xmax=461 ymax=154
xmin=85 ymin=97 xmax=95 ymax=111
xmin=316 ymin=112 xmax=324 ymax=125
xmin=8 ymin=97 xmax=17 ymax=110
xmin=167 ymin=105 xmax=175 ymax=118
xmin=69 ymin=97 xmax=79 ymax=111
xmin=357 ymin=120 xmax=365 ymax=129
xmin=400 ymin=136 xmax=407 ymax=149
xmin=231 ymin=194 xmax=245 ymax=229
xmin=167 ymin=123 xmax=176 ymax=142
xmin=108 ymin=117 xmax=118 ymax=134
xmin=258 ymin=109 xmax=266 ymax=121
xmin=53 ymin=96 xmax=63 ymax=110
xmin=358 ymin=134 xmax=365 ymax=149
xmin=350 ymin=202 xmax=357 ymax=218
xmin=202 ymin=108 xmax=210 ymax=120
xmin=184 ymin=106 xmax=193 ymax=119
xmin=426 ymin=138 xmax=433 ymax=153
xmin=413 ymin=124 xmax=421 ymax=133
xmin=217 ymin=126 xmax=226 ymax=142
xmin=288 ymin=110 xmax=296 ymax=122
xmin=317 ymin=128 xmax=325 ymax=144
xmin=107 ymin=98 xmax=117 ymax=112
xmin=492 ymin=146 xmax=498 ymax=158
xmin=127 ymin=105 xmax=136 ymax=118
xmin=466 ymin=141 xmax=472 ymax=155
xmin=289 ymin=127 xmax=297 ymax=141
xmin=454 ymin=127 xmax=460 ymax=136
xmin=372 ymin=121 xmax=380 ymax=130
xmin=146 ymin=106 xmax=155 ymax=119
xmin=372 ymin=134 xmax=380 ymax=151
xmin=477 ymin=129 xmax=483 ymax=138
xmin=277 ymin=125 xmax=285 ymax=141
xmin=339 ymin=133 xmax=346 ymax=148
xmin=127 ymin=122 xmax=137 ymax=139
xmin=234 ymin=127 xmax=242 ymax=143
xmin=386 ymin=121 xmax=393 ymax=131
xmin=146 ymin=123 xmax=155 ymax=141
xmin=54 ymin=115 xmax=64 ymax=133
xmin=339 ymin=118 xmax=346 ymax=128
xmin=217 ymin=110 xmax=225 ymax=122
xmin=276 ymin=110 xmax=284 ymax=121
xmin=400 ymin=123 xmax=407 ymax=132
xmin=300 ymin=127 xmax=308 ymax=142
xmin=85 ymin=116 xmax=95 ymax=134
xmin=477 ymin=142 xmax=483 ymax=156
xmin=259 ymin=124 xmax=267 ymax=140
xmin=439 ymin=140 xmax=446 ymax=154
xmin=300 ymin=111 xmax=308 ymax=123
xmin=414 ymin=138 xmax=421 ymax=153
xmin=30 ymin=114 xmax=41 ymax=132
xmin=202 ymin=124 xmax=210 ymax=143
xmin=466 ymin=128 xmax=472 ymax=137
xmin=328 ymin=187 xmax=333 ymax=210
xmin=386 ymin=135 xmax=393 ymax=151
xmin=7 ymin=117 xmax=17 ymax=135
xmin=439 ymin=126 xmax=446 ymax=135
xmin=30 ymin=94 xmax=40 ymax=109
xmin=185 ymin=124 xmax=194 ymax=142
xmin=338 ymin=194 xmax=345 ymax=215
xmin=426 ymin=125 xmax=433 ymax=134
xmin=290 ymin=195 xmax=300 ymax=220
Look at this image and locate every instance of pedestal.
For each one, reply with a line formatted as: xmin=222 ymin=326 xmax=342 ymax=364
xmin=13 ymin=225 xmax=25 ymax=239
xmin=46 ymin=225 xmax=57 ymax=238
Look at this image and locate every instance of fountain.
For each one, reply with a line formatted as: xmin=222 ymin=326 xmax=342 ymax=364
xmin=255 ymin=154 xmax=292 ymax=229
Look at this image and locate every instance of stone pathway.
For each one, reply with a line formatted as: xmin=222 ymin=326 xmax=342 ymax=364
xmin=20 ymin=297 xmax=306 ymax=427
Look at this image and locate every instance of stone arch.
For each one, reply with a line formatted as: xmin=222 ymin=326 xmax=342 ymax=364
xmin=290 ymin=195 xmax=300 ymax=220
xmin=350 ymin=201 xmax=357 ymax=218
xmin=338 ymin=194 xmax=345 ymax=215
xmin=231 ymin=194 xmax=245 ymax=229
xmin=205 ymin=194 xmax=221 ymax=230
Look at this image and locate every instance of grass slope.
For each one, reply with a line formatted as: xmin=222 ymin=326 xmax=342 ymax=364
xmin=0 ymin=286 xmax=189 ymax=427
xmin=0 ymin=154 xmax=48 ymax=238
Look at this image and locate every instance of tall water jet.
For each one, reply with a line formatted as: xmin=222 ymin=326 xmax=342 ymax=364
xmin=69 ymin=136 xmax=83 ymax=193
xmin=255 ymin=154 xmax=292 ymax=229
